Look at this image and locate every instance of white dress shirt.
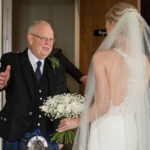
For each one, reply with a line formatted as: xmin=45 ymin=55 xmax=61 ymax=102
xmin=27 ymin=48 xmax=45 ymax=74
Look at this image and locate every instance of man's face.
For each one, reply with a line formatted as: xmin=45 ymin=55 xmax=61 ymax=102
xmin=28 ymin=23 xmax=55 ymax=60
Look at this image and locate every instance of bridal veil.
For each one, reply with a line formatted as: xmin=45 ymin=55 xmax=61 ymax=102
xmin=73 ymin=2 xmax=150 ymax=150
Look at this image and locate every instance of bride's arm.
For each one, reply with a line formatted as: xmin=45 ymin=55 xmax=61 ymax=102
xmin=89 ymin=52 xmax=110 ymax=122
xmin=145 ymin=56 xmax=150 ymax=79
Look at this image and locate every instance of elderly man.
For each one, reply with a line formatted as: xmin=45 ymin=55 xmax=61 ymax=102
xmin=0 ymin=20 xmax=67 ymax=150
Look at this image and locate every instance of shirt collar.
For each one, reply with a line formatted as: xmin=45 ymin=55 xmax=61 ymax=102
xmin=27 ymin=48 xmax=45 ymax=73
xmin=28 ymin=48 xmax=44 ymax=65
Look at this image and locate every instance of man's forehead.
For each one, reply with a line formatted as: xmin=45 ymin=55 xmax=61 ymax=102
xmin=34 ymin=23 xmax=51 ymax=30
xmin=34 ymin=24 xmax=53 ymax=35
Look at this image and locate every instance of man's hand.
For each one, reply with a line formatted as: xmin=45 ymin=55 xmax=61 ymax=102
xmin=79 ymin=75 xmax=87 ymax=84
xmin=0 ymin=65 xmax=11 ymax=88
xmin=57 ymin=118 xmax=80 ymax=133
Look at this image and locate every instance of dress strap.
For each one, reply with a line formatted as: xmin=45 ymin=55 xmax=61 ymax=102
xmin=114 ymin=48 xmax=127 ymax=59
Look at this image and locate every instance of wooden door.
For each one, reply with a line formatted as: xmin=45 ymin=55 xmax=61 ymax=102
xmin=79 ymin=0 xmax=139 ymax=94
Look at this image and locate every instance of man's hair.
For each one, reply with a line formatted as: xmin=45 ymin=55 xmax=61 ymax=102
xmin=28 ymin=20 xmax=52 ymax=34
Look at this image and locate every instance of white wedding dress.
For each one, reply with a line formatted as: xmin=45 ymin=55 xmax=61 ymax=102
xmin=88 ymin=103 xmax=137 ymax=150
xmin=88 ymin=48 xmax=138 ymax=150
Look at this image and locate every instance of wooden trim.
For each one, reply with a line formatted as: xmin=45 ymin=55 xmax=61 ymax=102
xmin=137 ymin=0 xmax=141 ymax=12
xmin=75 ymin=0 xmax=80 ymax=68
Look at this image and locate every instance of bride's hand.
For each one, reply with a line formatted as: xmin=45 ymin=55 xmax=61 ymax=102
xmin=56 ymin=118 xmax=80 ymax=132
xmin=59 ymin=144 xmax=64 ymax=150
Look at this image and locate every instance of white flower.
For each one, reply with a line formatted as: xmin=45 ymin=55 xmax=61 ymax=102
xmin=57 ymin=104 xmax=65 ymax=113
xmin=63 ymin=96 xmax=71 ymax=104
xmin=70 ymin=101 xmax=78 ymax=111
xmin=40 ymin=93 xmax=85 ymax=120
xmin=65 ymin=105 xmax=72 ymax=113
xmin=78 ymin=103 xmax=84 ymax=113
xmin=41 ymin=105 xmax=49 ymax=112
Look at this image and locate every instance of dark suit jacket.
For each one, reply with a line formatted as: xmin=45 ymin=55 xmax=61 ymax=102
xmin=51 ymin=48 xmax=83 ymax=83
xmin=0 ymin=49 xmax=67 ymax=142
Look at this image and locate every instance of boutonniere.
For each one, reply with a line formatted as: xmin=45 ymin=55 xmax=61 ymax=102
xmin=48 ymin=57 xmax=60 ymax=72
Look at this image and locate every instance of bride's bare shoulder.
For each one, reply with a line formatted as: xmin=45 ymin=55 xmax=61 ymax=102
xmin=93 ymin=49 xmax=115 ymax=62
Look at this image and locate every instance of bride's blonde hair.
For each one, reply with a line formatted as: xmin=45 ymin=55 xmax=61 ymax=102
xmin=106 ymin=2 xmax=136 ymax=23
xmin=106 ymin=2 xmax=144 ymax=33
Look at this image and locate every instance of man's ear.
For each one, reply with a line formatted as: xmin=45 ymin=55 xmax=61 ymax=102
xmin=27 ymin=33 xmax=33 ymax=45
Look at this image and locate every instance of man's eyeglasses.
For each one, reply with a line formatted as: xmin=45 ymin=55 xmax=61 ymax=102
xmin=30 ymin=33 xmax=56 ymax=43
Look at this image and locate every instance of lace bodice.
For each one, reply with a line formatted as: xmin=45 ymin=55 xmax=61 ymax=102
xmin=108 ymin=48 xmax=146 ymax=115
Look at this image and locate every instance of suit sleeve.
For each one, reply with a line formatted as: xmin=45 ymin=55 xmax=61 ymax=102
xmin=0 ymin=54 xmax=12 ymax=91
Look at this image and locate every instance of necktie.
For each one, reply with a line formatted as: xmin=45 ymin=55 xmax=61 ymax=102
xmin=35 ymin=61 xmax=42 ymax=83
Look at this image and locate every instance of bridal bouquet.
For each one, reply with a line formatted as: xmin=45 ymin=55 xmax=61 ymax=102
xmin=40 ymin=93 xmax=85 ymax=144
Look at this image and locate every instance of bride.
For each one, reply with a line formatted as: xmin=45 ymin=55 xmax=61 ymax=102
xmin=57 ymin=2 xmax=150 ymax=150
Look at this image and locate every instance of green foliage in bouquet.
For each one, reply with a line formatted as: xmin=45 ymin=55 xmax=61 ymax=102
xmin=51 ymin=130 xmax=75 ymax=144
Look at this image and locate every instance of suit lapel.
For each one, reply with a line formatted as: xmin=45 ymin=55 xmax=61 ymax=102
xmin=21 ymin=50 xmax=36 ymax=102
